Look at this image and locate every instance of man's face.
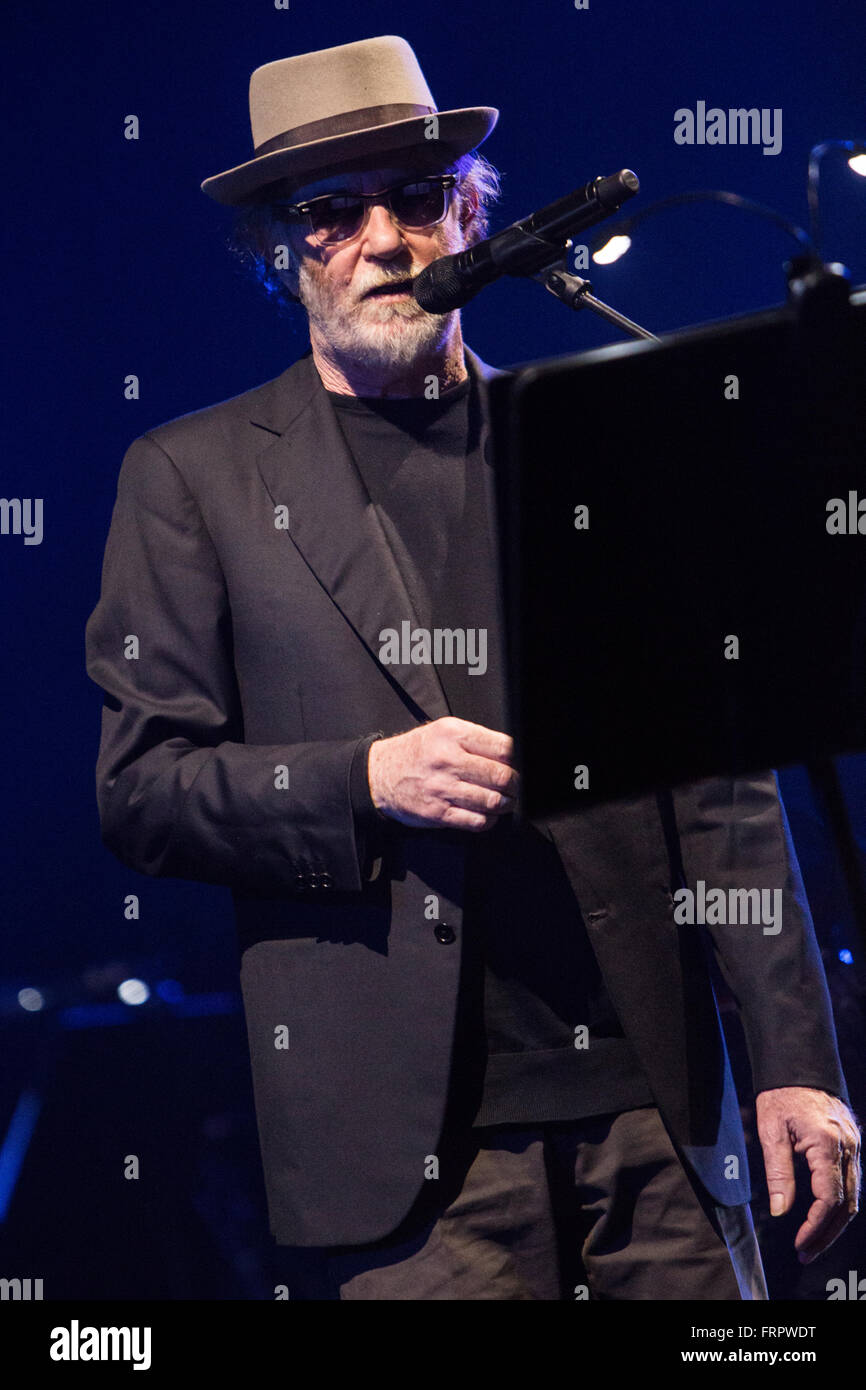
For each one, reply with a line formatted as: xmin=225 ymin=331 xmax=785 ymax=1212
xmin=277 ymin=161 xmax=472 ymax=374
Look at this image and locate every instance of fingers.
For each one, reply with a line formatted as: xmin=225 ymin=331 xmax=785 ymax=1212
xmin=756 ymin=1090 xmax=861 ymax=1267
xmin=438 ymin=803 xmax=502 ymax=832
xmin=372 ymin=718 xmax=520 ymax=830
xmin=794 ymin=1124 xmax=860 ymax=1261
xmin=758 ymin=1108 xmax=797 ymax=1218
xmin=450 ymin=750 xmax=519 ymax=802
xmin=426 ymin=719 xmax=519 ymax=824
xmin=794 ymin=1158 xmax=843 ymax=1261
xmin=756 ymin=1088 xmax=861 ymax=1245
xmin=442 ymin=717 xmax=515 ymax=766
xmin=795 ymin=1197 xmax=850 ymax=1264
xmin=844 ymin=1135 xmax=862 ymax=1216
xmin=434 ymin=774 xmax=516 ymax=831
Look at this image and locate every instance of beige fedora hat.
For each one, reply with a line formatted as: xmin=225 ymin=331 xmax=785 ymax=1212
xmin=201 ymin=35 xmax=498 ymax=206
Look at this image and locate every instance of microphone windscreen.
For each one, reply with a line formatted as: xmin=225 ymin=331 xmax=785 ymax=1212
xmin=412 ymin=258 xmax=480 ymax=313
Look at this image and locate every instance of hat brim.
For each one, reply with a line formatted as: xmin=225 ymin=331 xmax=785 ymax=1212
xmin=201 ymin=106 xmax=498 ymax=206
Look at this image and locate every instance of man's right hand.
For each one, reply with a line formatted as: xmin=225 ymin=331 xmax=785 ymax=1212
xmin=366 ymin=716 xmax=518 ymax=831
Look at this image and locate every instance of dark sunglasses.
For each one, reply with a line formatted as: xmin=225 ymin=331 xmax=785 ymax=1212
xmin=270 ymin=174 xmax=459 ymax=246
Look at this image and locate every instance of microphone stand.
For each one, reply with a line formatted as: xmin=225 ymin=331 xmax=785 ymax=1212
xmin=530 ymin=246 xmax=659 ymax=341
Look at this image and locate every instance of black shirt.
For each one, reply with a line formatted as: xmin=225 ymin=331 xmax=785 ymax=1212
xmin=329 ymin=372 xmax=654 ymax=1125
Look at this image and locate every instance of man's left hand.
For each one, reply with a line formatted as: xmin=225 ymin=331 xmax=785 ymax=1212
xmin=756 ymin=1086 xmax=861 ymax=1263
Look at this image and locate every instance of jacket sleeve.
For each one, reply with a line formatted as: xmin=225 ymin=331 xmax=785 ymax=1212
xmin=671 ymin=771 xmax=851 ymax=1106
xmin=85 ymin=433 xmax=387 ymax=895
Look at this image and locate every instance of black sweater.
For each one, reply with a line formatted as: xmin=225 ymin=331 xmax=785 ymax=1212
xmin=330 ymin=374 xmax=654 ymax=1126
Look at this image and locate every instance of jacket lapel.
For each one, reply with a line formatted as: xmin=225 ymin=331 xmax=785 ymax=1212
xmin=254 ymin=346 xmax=508 ymax=723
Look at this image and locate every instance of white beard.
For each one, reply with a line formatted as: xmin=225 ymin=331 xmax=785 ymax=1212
xmin=301 ymin=272 xmax=457 ymax=372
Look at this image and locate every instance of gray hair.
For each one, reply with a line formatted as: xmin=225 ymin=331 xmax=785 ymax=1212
xmin=226 ymin=149 xmax=503 ymax=317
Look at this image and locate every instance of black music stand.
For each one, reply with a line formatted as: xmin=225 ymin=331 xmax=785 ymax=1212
xmin=488 ymin=277 xmax=866 ymax=951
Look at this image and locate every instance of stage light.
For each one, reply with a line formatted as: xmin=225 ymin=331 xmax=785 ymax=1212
xmin=17 ymin=988 xmax=44 ymax=1012
xmin=117 ymin=978 xmax=149 ymax=1006
xmin=592 ymin=234 xmax=632 ymax=265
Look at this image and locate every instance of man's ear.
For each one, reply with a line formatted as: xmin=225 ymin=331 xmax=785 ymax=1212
xmin=457 ymin=185 xmax=480 ymax=238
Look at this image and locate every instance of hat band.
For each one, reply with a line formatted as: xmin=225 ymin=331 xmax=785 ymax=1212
xmin=254 ymin=102 xmax=436 ymax=157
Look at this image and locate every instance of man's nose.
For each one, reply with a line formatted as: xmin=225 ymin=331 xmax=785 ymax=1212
xmin=361 ymin=201 xmax=406 ymax=254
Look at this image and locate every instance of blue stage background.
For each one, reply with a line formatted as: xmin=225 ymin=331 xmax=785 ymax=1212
xmin=2 ymin=0 xmax=864 ymax=1299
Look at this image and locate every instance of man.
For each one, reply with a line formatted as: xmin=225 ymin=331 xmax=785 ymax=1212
xmin=85 ymin=35 xmax=859 ymax=1300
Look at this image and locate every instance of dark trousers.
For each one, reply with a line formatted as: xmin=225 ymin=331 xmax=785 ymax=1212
xmin=273 ymin=1105 xmax=768 ymax=1300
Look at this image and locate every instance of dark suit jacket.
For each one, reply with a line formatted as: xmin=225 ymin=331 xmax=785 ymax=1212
xmin=85 ymin=345 xmax=850 ymax=1246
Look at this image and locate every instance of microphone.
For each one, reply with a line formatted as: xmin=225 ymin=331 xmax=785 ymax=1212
xmin=412 ymin=169 xmax=640 ymax=313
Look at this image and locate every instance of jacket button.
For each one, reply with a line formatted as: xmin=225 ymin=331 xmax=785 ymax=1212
xmin=434 ymin=922 xmax=456 ymax=944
